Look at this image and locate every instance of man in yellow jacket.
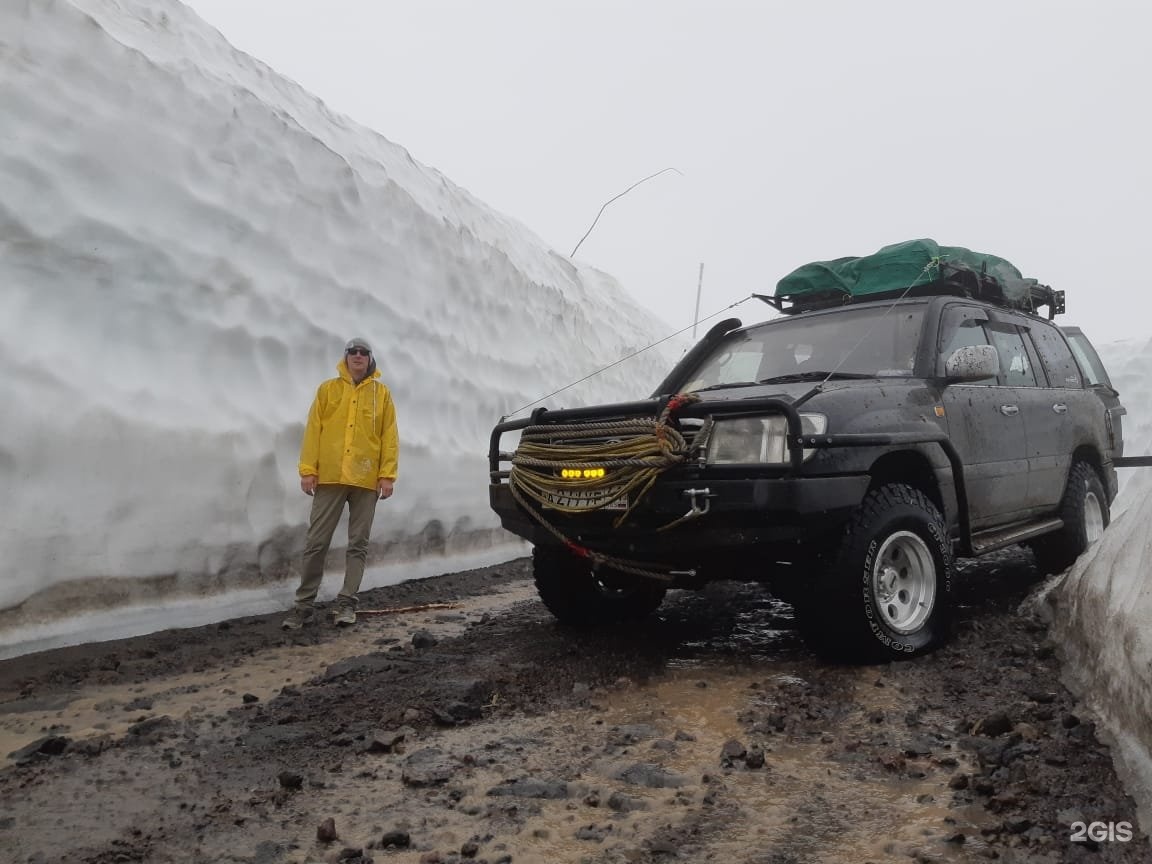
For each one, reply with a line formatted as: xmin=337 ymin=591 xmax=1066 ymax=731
xmin=283 ymin=337 xmax=400 ymax=630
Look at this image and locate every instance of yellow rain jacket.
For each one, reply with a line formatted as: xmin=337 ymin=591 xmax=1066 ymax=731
xmin=298 ymin=360 xmax=399 ymax=489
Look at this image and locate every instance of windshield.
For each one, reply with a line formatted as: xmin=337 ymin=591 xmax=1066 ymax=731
xmin=682 ymin=306 xmax=926 ymax=392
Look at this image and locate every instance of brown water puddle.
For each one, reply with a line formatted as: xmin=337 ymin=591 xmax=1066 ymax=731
xmin=184 ymin=663 xmax=994 ymax=864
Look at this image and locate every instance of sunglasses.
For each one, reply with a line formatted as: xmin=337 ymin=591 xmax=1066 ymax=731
xmin=346 ymin=348 xmax=371 ymax=357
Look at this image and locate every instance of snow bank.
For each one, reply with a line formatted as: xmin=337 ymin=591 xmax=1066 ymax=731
xmin=0 ymin=0 xmax=682 ymax=657
xmin=1046 ymin=469 xmax=1152 ymax=833
xmin=1041 ymin=336 xmax=1152 ymax=832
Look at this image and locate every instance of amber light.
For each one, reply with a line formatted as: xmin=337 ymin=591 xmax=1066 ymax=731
xmin=560 ymin=468 xmax=606 ymax=479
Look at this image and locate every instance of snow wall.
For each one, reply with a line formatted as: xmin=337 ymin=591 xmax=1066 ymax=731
xmin=0 ymin=0 xmax=684 ymax=658
xmin=1039 ymin=337 xmax=1152 ymax=834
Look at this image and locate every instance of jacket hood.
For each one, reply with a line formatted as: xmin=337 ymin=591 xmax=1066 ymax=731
xmin=338 ymin=358 xmax=380 ymax=382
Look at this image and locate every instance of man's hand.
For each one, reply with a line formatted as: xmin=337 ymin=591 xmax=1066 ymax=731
xmin=300 ymin=475 xmax=318 ymax=496
xmin=377 ymin=478 xmax=395 ymax=500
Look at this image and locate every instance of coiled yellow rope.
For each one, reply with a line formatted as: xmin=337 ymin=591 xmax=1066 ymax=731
xmin=507 ymin=394 xmax=701 ymax=581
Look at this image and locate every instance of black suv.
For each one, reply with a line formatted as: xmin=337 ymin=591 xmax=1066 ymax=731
xmin=488 ymin=288 xmax=1125 ymax=660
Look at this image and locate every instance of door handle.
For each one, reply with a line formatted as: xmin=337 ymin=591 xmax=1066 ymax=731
xmin=1052 ymin=403 xmax=1068 ymax=414
xmin=999 ymin=405 xmax=1019 ymax=416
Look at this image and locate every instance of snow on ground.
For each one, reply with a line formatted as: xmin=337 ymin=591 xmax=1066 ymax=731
xmin=0 ymin=0 xmax=683 ymax=658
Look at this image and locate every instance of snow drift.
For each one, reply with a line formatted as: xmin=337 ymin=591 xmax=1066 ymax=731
xmin=1041 ymin=337 xmax=1152 ymax=833
xmin=1047 ymin=470 xmax=1152 ymax=834
xmin=0 ymin=0 xmax=681 ymax=656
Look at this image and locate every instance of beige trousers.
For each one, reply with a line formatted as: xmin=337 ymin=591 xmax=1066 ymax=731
xmin=295 ymin=484 xmax=379 ymax=607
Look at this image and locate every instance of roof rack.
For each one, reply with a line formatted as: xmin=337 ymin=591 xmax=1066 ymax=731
xmin=756 ymin=265 xmax=1065 ymax=320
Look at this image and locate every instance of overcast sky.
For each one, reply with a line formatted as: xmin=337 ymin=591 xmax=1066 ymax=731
xmin=182 ymin=0 xmax=1151 ymax=344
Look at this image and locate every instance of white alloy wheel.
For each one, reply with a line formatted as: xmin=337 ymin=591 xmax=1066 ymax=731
xmin=1084 ymin=490 xmax=1105 ymax=544
xmin=871 ymin=530 xmax=936 ymax=635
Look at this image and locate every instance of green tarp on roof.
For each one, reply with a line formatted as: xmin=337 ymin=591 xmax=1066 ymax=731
xmin=775 ymin=238 xmax=1028 ymax=302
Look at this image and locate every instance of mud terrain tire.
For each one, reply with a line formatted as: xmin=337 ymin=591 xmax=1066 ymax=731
xmin=1030 ymin=461 xmax=1109 ymax=575
xmin=533 ymin=546 xmax=667 ymax=626
xmin=798 ymin=483 xmax=952 ymax=662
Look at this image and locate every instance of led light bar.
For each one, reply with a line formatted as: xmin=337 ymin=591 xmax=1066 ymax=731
xmin=560 ymin=468 xmax=606 ymax=479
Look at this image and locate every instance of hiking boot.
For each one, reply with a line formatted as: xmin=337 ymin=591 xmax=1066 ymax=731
xmin=281 ymin=605 xmax=315 ymax=631
xmin=333 ymin=600 xmax=357 ymax=627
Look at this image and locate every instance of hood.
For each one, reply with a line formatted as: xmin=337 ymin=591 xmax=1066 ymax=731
xmin=338 ymin=358 xmax=380 ymax=382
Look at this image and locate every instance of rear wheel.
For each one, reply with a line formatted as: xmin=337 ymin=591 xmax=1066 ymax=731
xmin=1030 ymin=461 xmax=1109 ymax=575
xmin=533 ymin=546 xmax=667 ymax=626
xmin=797 ymin=484 xmax=953 ymax=661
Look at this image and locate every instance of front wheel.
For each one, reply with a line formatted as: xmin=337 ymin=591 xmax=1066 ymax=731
xmin=533 ymin=546 xmax=667 ymax=626
xmin=1030 ymin=461 xmax=1109 ymax=575
xmin=797 ymin=484 xmax=953 ymax=662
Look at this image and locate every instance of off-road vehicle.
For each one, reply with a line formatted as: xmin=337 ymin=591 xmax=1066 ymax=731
xmin=488 ymin=240 xmax=1132 ymax=660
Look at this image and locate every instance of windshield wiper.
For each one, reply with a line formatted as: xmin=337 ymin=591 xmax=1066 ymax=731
xmin=691 ymin=381 xmax=767 ymax=393
xmin=758 ymin=371 xmax=874 ymax=384
xmin=690 ymin=371 xmax=874 ymax=392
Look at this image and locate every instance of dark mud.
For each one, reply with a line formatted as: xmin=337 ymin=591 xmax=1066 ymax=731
xmin=0 ymin=551 xmax=1146 ymax=863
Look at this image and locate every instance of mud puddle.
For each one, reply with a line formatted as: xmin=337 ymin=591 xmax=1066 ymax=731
xmin=155 ymin=665 xmax=993 ymax=864
xmin=175 ymin=655 xmax=997 ymax=864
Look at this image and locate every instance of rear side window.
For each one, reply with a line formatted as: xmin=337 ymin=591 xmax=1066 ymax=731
xmin=1030 ymin=323 xmax=1083 ymax=388
xmin=1065 ymin=330 xmax=1113 ymax=388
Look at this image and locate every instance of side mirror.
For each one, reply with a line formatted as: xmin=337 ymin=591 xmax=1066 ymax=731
xmin=945 ymin=344 xmax=999 ymax=381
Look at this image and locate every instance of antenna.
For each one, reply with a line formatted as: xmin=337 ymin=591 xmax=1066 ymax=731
xmin=692 ymin=263 xmax=704 ymax=339
xmin=570 ymin=168 xmax=683 ymax=258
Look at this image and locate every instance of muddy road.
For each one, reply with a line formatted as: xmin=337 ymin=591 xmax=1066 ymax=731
xmin=0 ymin=551 xmax=1146 ymax=864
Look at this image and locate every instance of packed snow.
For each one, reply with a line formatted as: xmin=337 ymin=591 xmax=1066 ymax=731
xmin=1039 ymin=336 xmax=1152 ymax=833
xmin=3 ymin=0 xmax=1152 ymax=832
xmin=0 ymin=0 xmax=683 ymax=659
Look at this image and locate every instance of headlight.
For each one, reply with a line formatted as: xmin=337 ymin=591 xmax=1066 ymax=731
xmin=705 ymin=413 xmax=827 ymax=464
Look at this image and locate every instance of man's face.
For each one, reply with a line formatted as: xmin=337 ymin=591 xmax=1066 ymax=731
xmin=345 ymin=347 xmax=371 ymax=376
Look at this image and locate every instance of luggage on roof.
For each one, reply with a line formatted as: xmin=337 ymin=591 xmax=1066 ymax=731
xmin=769 ymin=239 xmax=1064 ymax=318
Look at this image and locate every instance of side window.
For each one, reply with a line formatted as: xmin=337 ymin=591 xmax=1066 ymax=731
xmin=938 ymin=305 xmax=995 ymax=383
xmin=1031 ymin=323 xmax=1083 ymax=389
xmin=987 ymin=326 xmax=1038 ymax=387
xmin=1064 ymin=330 xmax=1112 ymax=388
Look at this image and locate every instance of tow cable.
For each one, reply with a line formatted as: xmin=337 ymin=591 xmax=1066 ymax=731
xmin=508 ymin=393 xmax=703 ymax=583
